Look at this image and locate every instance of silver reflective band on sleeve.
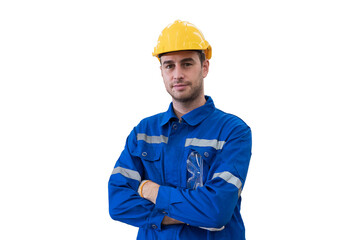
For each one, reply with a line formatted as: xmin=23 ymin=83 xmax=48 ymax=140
xmin=199 ymin=226 xmax=225 ymax=231
xmin=212 ymin=171 xmax=243 ymax=197
xmin=137 ymin=133 xmax=168 ymax=144
xmin=185 ymin=138 xmax=226 ymax=150
xmin=112 ymin=166 xmax=141 ymax=182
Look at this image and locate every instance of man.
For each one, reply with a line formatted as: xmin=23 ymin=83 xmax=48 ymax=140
xmin=108 ymin=20 xmax=252 ymax=239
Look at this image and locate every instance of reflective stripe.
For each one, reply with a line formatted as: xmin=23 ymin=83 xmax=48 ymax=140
xmin=212 ymin=171 xmax=243 ymax=196
xmin=185 ymin=138 xmax=226 ymax=150
xmin=137 ymin=133 xmax=168 ymax=144
xmin=112 ymin=166 xmax=141 ymax=182
xmin=199 ymin=226 xmax=225 ymax=232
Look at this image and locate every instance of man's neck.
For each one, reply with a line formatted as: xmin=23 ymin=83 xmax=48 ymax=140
xmin=172 ymin=95 xmax=206 ymax=119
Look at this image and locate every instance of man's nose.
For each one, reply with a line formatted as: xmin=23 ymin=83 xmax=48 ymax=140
xmin=173 ymin=65 xmax=184 ymax=80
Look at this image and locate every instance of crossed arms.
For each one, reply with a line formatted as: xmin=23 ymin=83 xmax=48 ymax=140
xmin=139 ymin=180 xmax=183 ymax=225
xmin=108 ymin=125 xmax=251 ymax=230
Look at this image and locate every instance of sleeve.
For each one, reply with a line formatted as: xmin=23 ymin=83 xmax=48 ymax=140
xmin=108 ymin=128 xmax=165 ymax=231
xmin=155 ymin=125 xmax=252 ymax=229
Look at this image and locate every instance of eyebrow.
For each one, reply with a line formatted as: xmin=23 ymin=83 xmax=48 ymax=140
xmin=162 ymin=58 xmax=195 ymax=66
xmin=162 ymin=60 xmax=174 ymax=65
xmin=180 ymin=58 xmax=195 ymax=63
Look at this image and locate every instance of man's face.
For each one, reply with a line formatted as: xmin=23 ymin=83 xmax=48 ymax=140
xmin=160 ymin=51 xmax=209 ymax=103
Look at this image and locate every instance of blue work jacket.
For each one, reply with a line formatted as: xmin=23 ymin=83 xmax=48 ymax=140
xmin=108 ymin=96 xmax=252 ymax=239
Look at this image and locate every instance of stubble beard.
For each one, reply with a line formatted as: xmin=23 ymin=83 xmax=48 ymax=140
xmin=169 ymin=79 xmax=204 ymax=104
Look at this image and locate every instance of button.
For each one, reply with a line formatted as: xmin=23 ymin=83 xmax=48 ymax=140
xmin=152 ymin=224 xmax=157 ymax=229
xmin=162 ymin=211 xmax=167 ymax=215
xmin=142 ymin=152 xmax=147 ymax=157
xmin=173 ymin=124 xmax=177 ymax=129
xmin=204 ymin=152 xmax=209 ymax=158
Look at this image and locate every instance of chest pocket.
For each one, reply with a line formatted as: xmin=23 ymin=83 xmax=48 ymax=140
xmin=186 ymin=146 xmax=217 ymax=185
xmin=133 ymin=144 xmax=162 ymax=184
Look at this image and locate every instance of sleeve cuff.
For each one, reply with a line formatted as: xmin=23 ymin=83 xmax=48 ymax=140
xmin=155 ymin=185 xmax=172 ymax=211
xmin=148 ymin=208 xmax=165 ymax=231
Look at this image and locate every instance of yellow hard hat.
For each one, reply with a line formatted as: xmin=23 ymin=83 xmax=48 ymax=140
xmin=153 ymin=20 xmax=212 ymax=60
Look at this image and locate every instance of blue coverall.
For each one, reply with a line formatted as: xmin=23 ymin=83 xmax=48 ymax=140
xmin=108 ymin=96 xmax=252 ymax=239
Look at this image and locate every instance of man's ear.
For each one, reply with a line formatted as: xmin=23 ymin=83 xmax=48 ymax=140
xmin=202 ymin=59 xmax=210 ymax=78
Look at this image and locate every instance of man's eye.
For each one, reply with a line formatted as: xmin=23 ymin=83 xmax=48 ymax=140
xmin=165 ymin=64 xmax=174 ymax=69
xmin=183 ymin=63 xmax=192 ymax=67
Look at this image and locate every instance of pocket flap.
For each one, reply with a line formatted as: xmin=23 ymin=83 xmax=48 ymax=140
xmin=133 ymin=146 xmax=160 ymax=161
xmin=189 ymin=146 xmax=216 ymax=163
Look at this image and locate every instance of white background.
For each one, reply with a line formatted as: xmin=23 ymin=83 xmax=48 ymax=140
xmin=1 ymin=0 xmax=359 ymax=239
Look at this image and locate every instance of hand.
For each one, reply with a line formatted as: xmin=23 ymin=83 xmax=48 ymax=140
xmin=141 ymin=180 xmax=160 ymax=204
xmin=162 ymin=216 xmax=184 ymax=225
xmin=139 ymin=181 xmax=184 ymax=226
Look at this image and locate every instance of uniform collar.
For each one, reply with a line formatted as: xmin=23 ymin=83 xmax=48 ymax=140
xmin=161 ymin=96 xmax=215 ymax=127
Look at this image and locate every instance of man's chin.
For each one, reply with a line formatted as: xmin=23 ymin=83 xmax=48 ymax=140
xmin=171 ymin=92 xmax=200 ymax=103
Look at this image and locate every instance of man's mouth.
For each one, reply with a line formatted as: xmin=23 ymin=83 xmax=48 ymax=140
xmin=173 ymin=83 xmax=188 ymax=91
